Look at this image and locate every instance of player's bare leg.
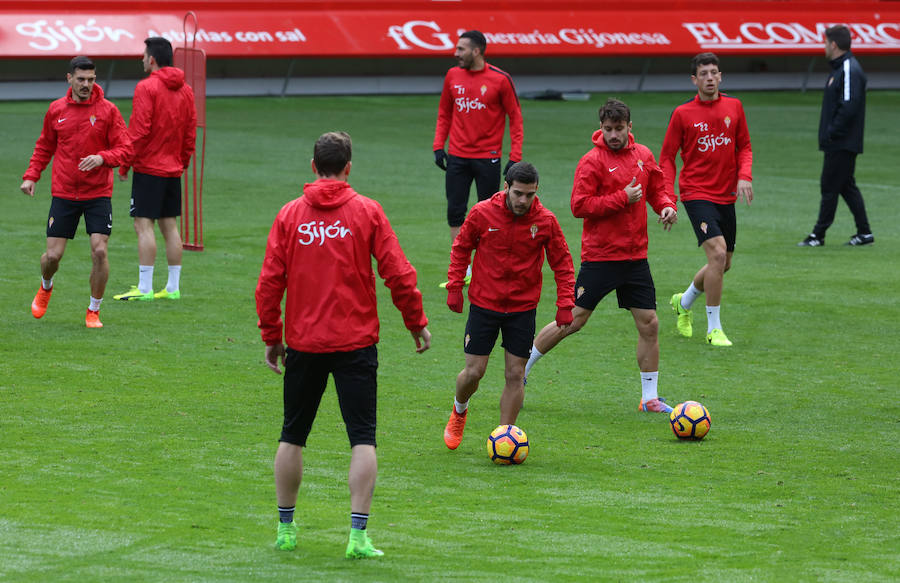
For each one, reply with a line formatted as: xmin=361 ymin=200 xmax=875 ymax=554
xmin=348 ymin=444 xmax=377 ymax=515
xmin=695 ymin=236 xmax=733 ymax=346
xmin=274 ymin=441 xmax=302 ymax=551
xmin=444 ymin=353 xmax=489 ymax=449
xmin=32 ymin=237 xmax=67 ymax=318
xmin=525 ymin=307 xmax=592 ymax=380
xmin=499 ymin=351 xmax=528 ymax=424
xmin=632 ymin=307 xmax=672 ymax=413
xmin=88 ymin=233 xmax=109 ymax=301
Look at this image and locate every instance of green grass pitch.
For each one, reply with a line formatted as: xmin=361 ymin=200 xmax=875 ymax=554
xmin=1 ymin=90 xmax=898 ymax=581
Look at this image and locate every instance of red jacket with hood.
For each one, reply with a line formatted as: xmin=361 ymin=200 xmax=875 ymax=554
xmin=120 ymin=67 xmax=197 ymax=178
xmin=447 ymin=190 xmax=574 ymax=313
xmin=256 ymin=179 xmax=428 ymax=353
xmin=23 ymin=84 xmax=132 ymax=200
xmin=571 ymin=131 xmax=676 ymax=262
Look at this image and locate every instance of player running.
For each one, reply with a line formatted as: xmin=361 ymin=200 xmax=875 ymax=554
xmin=524 ymin=99 xmax=678 ymax=413
xmin=443 ymin=162 xmax=574 ymax=450
xmin=660 ymin=52 xmax=753 ymax=347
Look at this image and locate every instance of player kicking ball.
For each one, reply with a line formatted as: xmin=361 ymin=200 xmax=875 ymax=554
xmin=524 ymin=99 xmax=678 ymax=413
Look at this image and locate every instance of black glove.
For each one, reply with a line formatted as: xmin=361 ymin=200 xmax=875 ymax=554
xmin=504 ymin=159 xmax=517 ymax=177
xmin=434 ymin=149 xmax=448 ymax=171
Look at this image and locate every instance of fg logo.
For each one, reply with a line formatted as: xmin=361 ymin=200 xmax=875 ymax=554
xmin=387 ymin=21 xmax=455 ymax=51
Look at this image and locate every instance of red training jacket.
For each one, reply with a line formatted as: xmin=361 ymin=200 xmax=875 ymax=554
xmin=433 ymin=63 xmax=524 ymax=161
xmin=659 ymin=93 xmax=753 ymax=205
xmin=23 ymin=84 xmax=132 ymax=200
xmin=256 ymin=178 xmax=428 ymax=353
xmin=447 ymin=191 xmax=574 ymax=313
xmin=571 ymin=131 xmax=676 ymax=262
xmin=120 ymin=67 xmax=197 ymax=178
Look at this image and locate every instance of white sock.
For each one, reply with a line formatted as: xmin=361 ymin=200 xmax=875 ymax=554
xmin=41 ymin=277 xmax=53 ymax=290
xmin=706 ymin=305 xmax=722 ymax=333
xmin=138 ymin=265 xmax=154 ymax=294
xmin=524 ymin=346 xmax=544 ymax=379
xmin=167 ymin=265 xmax=182 ymax=293
xmin=454 ymin=399 xmax=468 ymax=414
xmin=465 ymin=264 xmax=472 ymax=279
xmin=89 ymin=296 xmax=102 ymax=311
xmin=682 ymin=282 xmax=702 ymax=310
xmin=640 ymin=371 xmax=659 ymax=402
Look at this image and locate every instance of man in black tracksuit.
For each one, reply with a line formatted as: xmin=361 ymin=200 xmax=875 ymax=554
xmin=798 ymin=25 xmax=873 ymax=247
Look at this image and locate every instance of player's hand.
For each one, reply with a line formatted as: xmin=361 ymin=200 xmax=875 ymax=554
xmin=658 ymin=206 xmax=677 ymax=231
xmin=447 ymin=289 xmax=464 ymax=313
xmin=737 ymin=179 xmax=753 ymax=205
xmin=555 ymin=307 xmax=573 ymax=328
xmin=20 ymin=180 xmax=36 ymax=197
xmin=504 ymin=159 xmax=517 ymax=177
xmin=117 ymin=168 xmax=129 ymax=182
xmin=412 ymin=326 xmax=432 ymax=353
xmin=434 ymin=149 xmax=448 ymax=171
xmin=624 ymin=176 xmax=643 ymax=204
xmin=78 ymin=154 xmax=104 ymax=172
xmin=264 ymin=343 xmax=286 ymax=375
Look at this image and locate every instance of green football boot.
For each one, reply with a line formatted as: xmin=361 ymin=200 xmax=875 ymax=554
xmin=706 ymin=328 xmax=733 ymax=347
xmin=345 ymin=528 xmax=383 ymax=559
xmin=114 ymin=286 xmax=153 ymax=301
xmin=670 ymin=293 xmax=693 ymax=338
xmin=275 ymin=521 xmax=297 ymax=551
xmin=153 ymin=289 xmax=181 ymax=300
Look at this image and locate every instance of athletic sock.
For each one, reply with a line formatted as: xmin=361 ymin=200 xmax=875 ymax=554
xmin=166 ymin=265 xmax=182 ymax=293
xmin=454 ymin=398 xmax=468 ymax=415
xmin=41 ymin=277 xmax=53 ymax=291
xmin=524 ymin=345 xmax=543 ymax=378
xmin=89 ymin=296 xmax=102 ymax=312
xmin=640 ymin=371 xmax=659 ymax=402
xmin=351 ymin=512 xmax=369 ymax=530
xmin=681 ymin=282 xmax=702 ymax=310
xmin=465 ymin=264 xmax=472 ymax=279
xmin=138 ymin=265 xmax=154 ymax=294
xmin=278 ymin=506 xmax=295 ymax=524
xmin=706 ymin=305 xmax=722 ymax=333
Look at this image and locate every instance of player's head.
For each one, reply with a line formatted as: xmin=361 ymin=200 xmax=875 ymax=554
xmin=504 ymin=162 xmax=539 ymax=216
xmin=691 ymin=52 xmax=722 ymax=101
xmin=598 ymin=98 xmax=632 ymax=151
xmin=824 ymin=25 xmax=851 ymax=59
xmin=67 ymin=56 xmax=96 ymax=102
xmin=312 ymin=131 xmax=352 ymax=178
xmin=456 ymin=30 xmax=486 ymax=70
xmin=144 ymin=37 xmax=173 ymax=72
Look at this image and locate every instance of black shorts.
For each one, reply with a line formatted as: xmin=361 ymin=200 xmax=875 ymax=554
xmin=682 ymin=200 xmax=736 ymax=251
xmin=46 ymin=196 xmax=112 ymax=239
xmin=464 ymin=304 xmax=536 ymax=359
xmin=130 ymin=171 xmax=182 ymax=219
xmin=574 ymin=260 xmax=656 ymax=311
xmin=280 ymin=345 xmax=378 ymax=448
xmin=445 ymin=155 xmax=502 ymax=227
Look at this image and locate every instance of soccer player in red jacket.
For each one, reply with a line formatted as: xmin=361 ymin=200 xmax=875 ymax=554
xmin=443 ymin=162 xmax=574 ymax=450
xmin=256 ymin=132 xmax=431 ymax=557
xmin=524 ymin=99 xmax=678 ymax=413
xmin=21 ymin=56 xmax=132 ymax=328
xmin=115 ymin=37 xmax=197 ymax=302
xmin=660 ymin=53 xmax=753 ymax=347
xmin=433 ymin=30 xmax=524 ymax=272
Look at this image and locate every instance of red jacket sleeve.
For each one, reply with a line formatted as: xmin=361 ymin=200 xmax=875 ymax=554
xmin=255 ymin=213 xmax=288 ymax=345
xmin=181 ymin=85 xmax=197 ymax=170
xmin=644 ymin=152 xmax=677 ymax=215
xmin=501 ymin=78 xmax=524 ymax=161
xmin=546 ymin=215 xmax=575 ymax=310
xmin=433 ymin=74 xmax=453 ymax=151
xmin=734 ymin=103 xmax=753 ymax=182
xmin=446 ymin=206 xmax=480 ymax=292
xmin=97 ymin=106 xmax=133 ymax=168
xmin=659 ymin=111 xmax=682 ymax=201
xmin=371 ymin=205 xmax=428 ymax=332
xmin=23 ymin=106 xmax=58 ymax=182
xmin=570 ymin=154 xmax=629 ymax=219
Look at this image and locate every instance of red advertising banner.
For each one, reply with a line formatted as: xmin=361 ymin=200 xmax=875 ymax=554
xmin=1 ymin=1 xmax=898 ymax=58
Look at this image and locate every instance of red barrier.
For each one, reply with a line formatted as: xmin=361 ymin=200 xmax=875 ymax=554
xmin=2 ymin=1 xmax=899 ymax=57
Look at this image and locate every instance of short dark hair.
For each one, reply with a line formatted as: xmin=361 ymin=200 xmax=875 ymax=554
xmin=314 ymin=132 xmax=352 ymax=177
xmin=825 ymin=25 xmax=852 ymax=51
xmin=69 ymin=56 xmax=95 ymax=73
xmin=459 ymin=30 xmax=487 ymax=54
xmin=505 ymin=161 xmax=539 ymax=186
xmin=144 ymin=37 xmax=174 ymax=67
xmin=598 ymin=98 xmax=630 ymax=123
xmin=691 ymin=52 xmax=720 ymax=75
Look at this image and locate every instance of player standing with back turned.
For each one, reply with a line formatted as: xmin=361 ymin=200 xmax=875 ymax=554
xmin=660 ymin=52 xmax=753 ymax=347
